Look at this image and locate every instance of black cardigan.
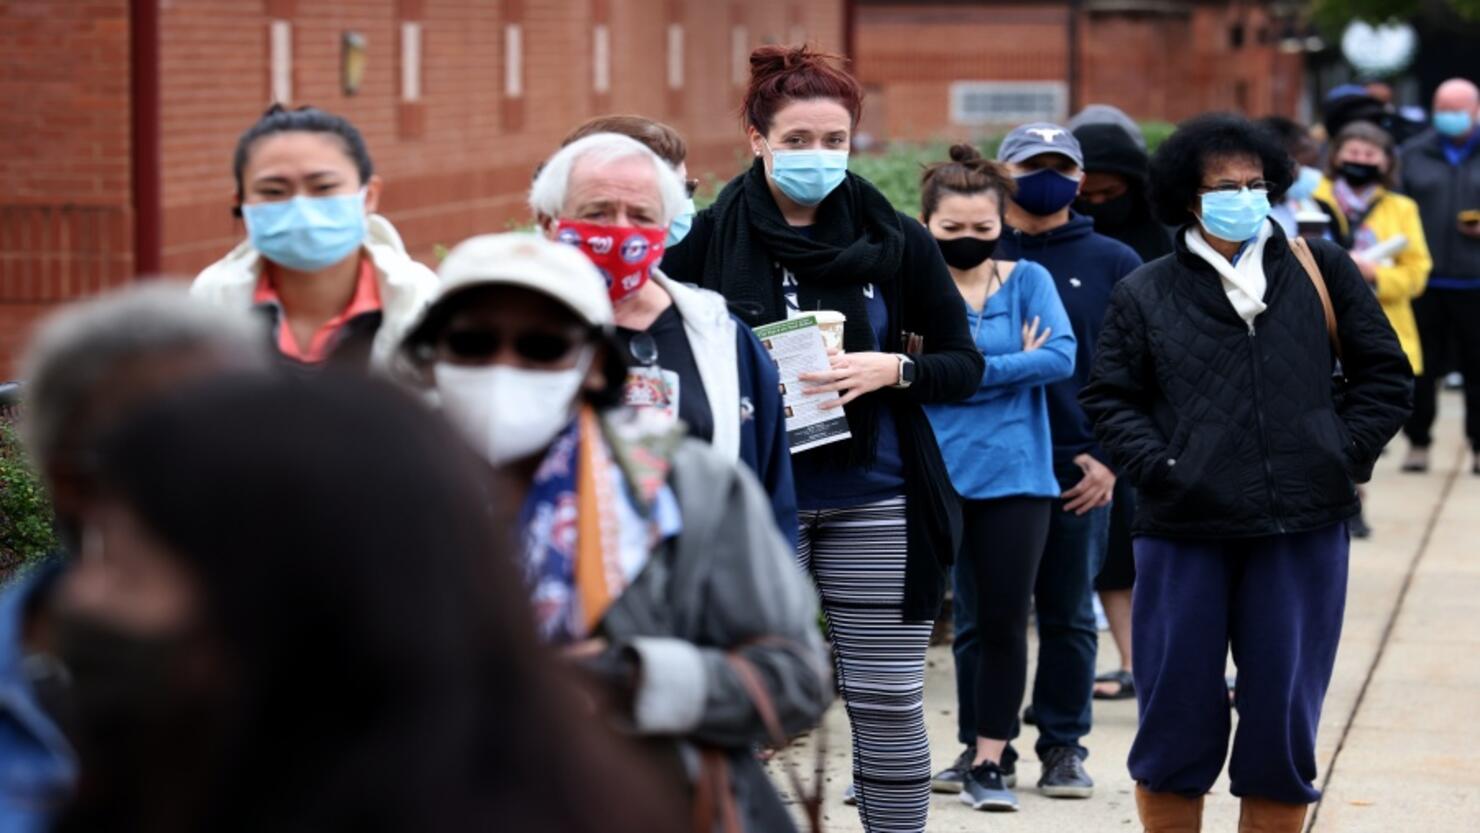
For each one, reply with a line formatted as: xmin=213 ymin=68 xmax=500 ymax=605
xmin=663 ymin=207 xmax=983 ymax=620
xmin=1079 ymin=225 xmax=1412 ymax=538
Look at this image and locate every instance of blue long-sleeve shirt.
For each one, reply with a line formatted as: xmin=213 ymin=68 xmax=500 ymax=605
xmin=925 ymin=260 xmax=1076 ymax=500
xmin=995 ymin=214 xmax=1143 ymax=468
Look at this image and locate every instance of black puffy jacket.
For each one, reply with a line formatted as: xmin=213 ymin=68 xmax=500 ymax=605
xmin=1080 ymin=225 xmax=1413 ymax=539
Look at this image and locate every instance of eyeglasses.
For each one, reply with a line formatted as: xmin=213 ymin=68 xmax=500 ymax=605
xmin=439 ymin=328 xmax=587 ymax=364
xmin=1198 ymin=180 xmax=1274 ymax=195
xmin=685 ymin=178 xmax=700 ymax=199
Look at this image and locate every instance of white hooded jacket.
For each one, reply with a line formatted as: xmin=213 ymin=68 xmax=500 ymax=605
xmin=649 ymin=270 xmax=742 ymax=463
xmin=191 ymin=214 xmax=439 ymax=369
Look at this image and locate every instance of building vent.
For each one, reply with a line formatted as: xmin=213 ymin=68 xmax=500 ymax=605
xmin=949 ymin=81 xmax=1068 ymax=126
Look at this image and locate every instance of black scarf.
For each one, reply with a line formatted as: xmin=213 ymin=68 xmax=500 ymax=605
xmin=704 ymin=159 xmax=905 ymax=348
xmin=704 ymin=159 xmax=907 ymax=467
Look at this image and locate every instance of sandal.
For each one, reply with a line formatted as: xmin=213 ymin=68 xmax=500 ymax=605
xmin=1093 ymin=670 xmax=1136 ymax=701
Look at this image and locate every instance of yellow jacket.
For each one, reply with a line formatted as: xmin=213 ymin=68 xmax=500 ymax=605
xmin=1315 ymin=179 xmax=1432 ymax=374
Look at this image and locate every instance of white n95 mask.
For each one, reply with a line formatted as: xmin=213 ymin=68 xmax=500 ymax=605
xmin=434 ymin=355 xmax=590 ymax=466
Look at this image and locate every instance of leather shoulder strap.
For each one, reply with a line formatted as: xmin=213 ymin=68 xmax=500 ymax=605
xmin=725 ymin=652 xmax=825 ymax=833
xmin=1288 ymin=237 xmax=1342 ymax=360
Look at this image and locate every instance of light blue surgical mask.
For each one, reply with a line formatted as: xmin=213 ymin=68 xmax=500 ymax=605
xmin=1286 ymin=166 xmax=1323 ymax=202
xmin=1434 ymin=110 xmax=1475 ymax=139
xmin=1198 ymin=188 xmax=1272 ymax=243
xmin=242 ymin=190 xmax=368 ymax=272
xmin=766 ymin=143 xmax=849 ymax=206
xmin=666 ymin=198 xmax=697 ymax=247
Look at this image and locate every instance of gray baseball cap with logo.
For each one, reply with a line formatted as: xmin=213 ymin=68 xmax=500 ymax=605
xmin=996 ymin=122 xmax=1085 ymax=168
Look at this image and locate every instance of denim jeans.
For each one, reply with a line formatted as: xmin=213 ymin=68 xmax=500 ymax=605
xmin=954 ymin=476 xmax=1109 ymax=760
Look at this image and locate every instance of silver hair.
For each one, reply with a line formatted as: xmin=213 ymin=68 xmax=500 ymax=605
xmin=19 ymin=281 xmax=269 ymax=473
xmin=528 ymin=132 xmax=688 ymax=226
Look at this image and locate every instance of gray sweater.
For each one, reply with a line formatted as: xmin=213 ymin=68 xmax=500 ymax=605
xmin=1400 ymin=129 xmax=1480 ymax=281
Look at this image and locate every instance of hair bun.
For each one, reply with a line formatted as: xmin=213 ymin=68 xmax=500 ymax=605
xmin=749 ymin=44 xmax=846 ymax=80
xmin=948 ymin=143 xmax=983 ymax=163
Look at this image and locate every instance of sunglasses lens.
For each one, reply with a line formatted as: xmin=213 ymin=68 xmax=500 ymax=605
xmin=516 ymin=333 xmax=577 ymax=363
xmin=685 ymin=179 xmax=699 ymax=198
xmin=444 ymin=331 xmax=500 ymax=360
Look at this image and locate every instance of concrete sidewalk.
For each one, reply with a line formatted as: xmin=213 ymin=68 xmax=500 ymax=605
xmin=774 ymin=398 xmax=1479 ymax=831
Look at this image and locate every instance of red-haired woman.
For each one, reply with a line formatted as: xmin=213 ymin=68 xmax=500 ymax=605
xmin=662 ymin=45 xmax=983 ymax=833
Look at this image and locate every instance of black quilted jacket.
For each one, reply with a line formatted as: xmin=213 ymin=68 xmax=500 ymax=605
xmin=1080 ymin=225 xmax=1413 ymax=539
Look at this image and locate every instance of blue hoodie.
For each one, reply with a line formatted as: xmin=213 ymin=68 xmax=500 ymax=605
xmin=995 ymin=213 xmax=1143 ymax=470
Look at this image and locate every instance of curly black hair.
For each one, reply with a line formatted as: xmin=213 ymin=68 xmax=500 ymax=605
xmin=1148 ymin=113 xmax=1294 ymax=227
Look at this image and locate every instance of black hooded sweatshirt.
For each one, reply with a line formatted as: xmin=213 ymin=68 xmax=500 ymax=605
xmin=1072 ymin=123 xmax=1175 ymax=264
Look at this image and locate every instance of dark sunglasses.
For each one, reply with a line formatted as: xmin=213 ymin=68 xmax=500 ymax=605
xmin=685 ymin=178 xmax=700 ymax=199
xmin=440 ymin=328 xmax=587 ymax=364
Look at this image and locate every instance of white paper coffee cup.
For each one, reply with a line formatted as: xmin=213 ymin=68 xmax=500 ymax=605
xmin=812 ymin=311 xmax=847 ymax=352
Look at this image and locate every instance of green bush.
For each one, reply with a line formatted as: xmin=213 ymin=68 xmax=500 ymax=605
xmin=1140 ymin=121 xmax=1176 ymax=154
xmin=0 ymin=419 xmax=57 ymax=575
xmin=847 ymin=142 xmax=956 ymax=218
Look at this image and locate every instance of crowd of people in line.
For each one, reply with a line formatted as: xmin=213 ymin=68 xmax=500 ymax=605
xmin=5 ymin=43 xmax=1479 ymax=833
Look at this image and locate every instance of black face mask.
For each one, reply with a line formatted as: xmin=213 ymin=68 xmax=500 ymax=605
xmin=934 ymin=235 xmax=998 ymax=271
xmin=1338 ymin=162 xmax=1382 ymax=188
xmin=56 ymin=613 xmax=192 ymax=730
xmin=54 ymin=613 xmax=227 ymax=827
xmin=1076 ymin=192 xmax=1137 ymax=229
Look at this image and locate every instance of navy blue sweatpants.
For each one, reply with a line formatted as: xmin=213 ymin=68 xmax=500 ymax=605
xmin=1128 ymin=523 xmax=1348 ymax=805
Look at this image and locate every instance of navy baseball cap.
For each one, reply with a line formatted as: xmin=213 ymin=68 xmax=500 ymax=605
xmin=996 ymin=122 xmax=1085 ymax=168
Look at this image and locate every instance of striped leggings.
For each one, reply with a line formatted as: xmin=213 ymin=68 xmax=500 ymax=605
xmin=798 ymin=496 xmax=933 ymax=833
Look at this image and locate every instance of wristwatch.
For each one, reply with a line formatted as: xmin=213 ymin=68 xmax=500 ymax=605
xmin=892 ymin=354 xmax=917 ymax=389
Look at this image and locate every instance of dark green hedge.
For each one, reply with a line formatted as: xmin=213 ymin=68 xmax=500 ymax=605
xmin=0 ymin=418 xmax=56 ymax=577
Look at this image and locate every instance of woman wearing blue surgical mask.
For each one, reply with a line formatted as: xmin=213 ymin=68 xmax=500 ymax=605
xmin=661 ymin=45 xmax=984 ymax=833
xmin=192 ymin=105 xmax=437 ymax=370
xmin=1080 ymin=114 xmax=1413 ymax=833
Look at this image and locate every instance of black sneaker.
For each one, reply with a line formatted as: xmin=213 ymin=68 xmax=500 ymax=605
xmin=1037 ymin=746 xmax=1094 ymax=799
xmin=960 ymin=761 xmax=1019 ymax=812
xmin=932 ymin=746 xmax=1016 ymax=793
xmin=931 ymin=746 xmax=973 ymax=793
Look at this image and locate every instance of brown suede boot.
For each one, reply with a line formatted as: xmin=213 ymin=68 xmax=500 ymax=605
xmin=1237 ymin=796 xmax=1308 ymax=832
xmin=1135 ymin=784 xmax=1204 ymax=832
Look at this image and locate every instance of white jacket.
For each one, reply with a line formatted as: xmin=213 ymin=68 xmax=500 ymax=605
xmin=191 ymin=215 xmax=439 ymax=369
xmin=650 ymin=270 xmax=742 ymax=463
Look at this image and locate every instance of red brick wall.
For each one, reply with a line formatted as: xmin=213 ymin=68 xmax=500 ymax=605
xmin=0 ymin=0 xmax=842 ymax=373
xmin=855 ymin=1 xmax=1303 ymax=143
xmin=0 ymin=0 xmax=134 ymax=371
xmin=158 ymin=0 xmax=844 ymax=274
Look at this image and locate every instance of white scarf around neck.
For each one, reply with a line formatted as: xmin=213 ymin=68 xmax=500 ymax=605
xmin=1186 ymin=220 xmax=1272 ymax=326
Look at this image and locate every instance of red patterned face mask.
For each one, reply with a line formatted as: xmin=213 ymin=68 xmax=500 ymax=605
xmin=553 ymin=220 xmax=667 ymax=304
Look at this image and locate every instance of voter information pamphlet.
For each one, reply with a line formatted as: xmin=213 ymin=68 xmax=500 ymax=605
xmin=754 ymin=316 xmax=853 ymax=453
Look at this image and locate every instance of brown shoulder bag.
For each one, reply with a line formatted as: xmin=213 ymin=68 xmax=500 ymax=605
xmin=1288 ymin=237 xmax=1342 ymax=361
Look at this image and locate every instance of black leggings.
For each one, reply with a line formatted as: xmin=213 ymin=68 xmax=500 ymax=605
xmin=962 ymin=496 xmax=1053 ymax=740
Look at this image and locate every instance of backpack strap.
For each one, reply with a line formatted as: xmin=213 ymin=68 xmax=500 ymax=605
xmin=1288 ymin=237 xmax=1342 ymax=361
